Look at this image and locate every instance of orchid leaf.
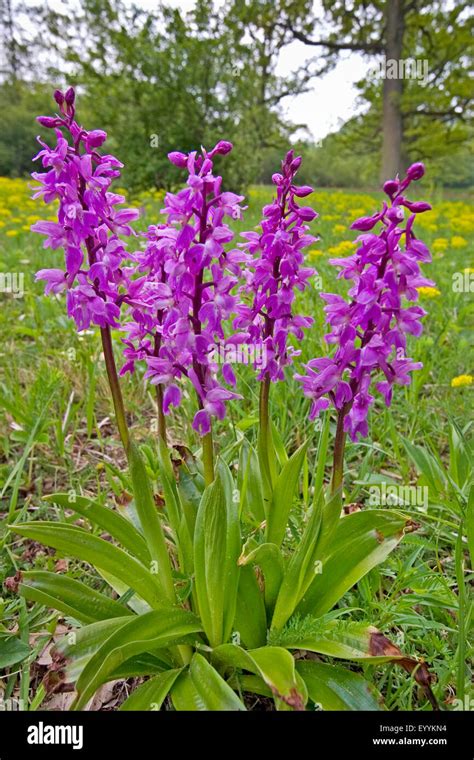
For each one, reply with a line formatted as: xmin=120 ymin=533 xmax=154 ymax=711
xmin=194 ymin=468 xmax=240 ymax=647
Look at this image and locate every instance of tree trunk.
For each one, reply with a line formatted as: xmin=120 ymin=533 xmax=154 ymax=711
xmin=380 ymin=0 xmax=405 ymax=182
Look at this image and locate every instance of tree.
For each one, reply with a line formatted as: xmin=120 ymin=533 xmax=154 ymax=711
xmin=0 ymin=0 xmax=55 ymax=176
xmin=382 ymin=0 xmax=404 ymax=180
xmin=281 ymin=0 xmax=473 ymax=181
xmin=16 ymin=0 xmax=313 ymax=190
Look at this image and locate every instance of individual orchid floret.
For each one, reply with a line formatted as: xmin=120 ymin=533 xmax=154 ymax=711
xmin=296 ymin=163 xmax=435 ymax=448
xmin=32 ymin=88 xmax=139 ymax=332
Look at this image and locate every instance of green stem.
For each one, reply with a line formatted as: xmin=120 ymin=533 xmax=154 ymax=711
xmin=259 ymin=374 xmax=272 ymax=480
xmin=100 ymin=326 xmax=130 ymax=452
xmin=155 ymin=384 xmax=167 ymax=444
xmin=331 ymin=407 xmax=347 ymax=496
xmin=202 ymin=429 xmax=214 ymax=487
xmin=259 ymin=375 xmax=271 ymax=441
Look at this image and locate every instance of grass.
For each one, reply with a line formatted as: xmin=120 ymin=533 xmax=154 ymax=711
xmin=0 ymin=176 xmax=472 ymax=711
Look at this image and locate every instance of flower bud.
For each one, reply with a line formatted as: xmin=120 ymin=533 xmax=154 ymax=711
xmin=263 ymin=202 xmax=281 ymax=219
xmin=406 ymin=162 xmax=425 ymax=181
xmin=290 ymin=156 xmax=302 ymax=172
xmin=403 ymin=200 xmax=432 ymax=213
xmin=351 ymin=214 xmax=381 ymax=231
xmin=272 ymin=173 xmax=284 ymax=185
xmin=36 ymin=116 xmax=58 ymax=128
xmin=86 ymin=129 xmax=107 ymax=149
xmin=297 ymin=206 xmax=317 ymax=221
xmin=387 ymin=206 xmax=404 ymax=223
xmin=383 ymin=179 xmax=399 ymax=198
xmin=64 ymin=87 xmax=75 ymax=105
xmin=168 ymin=151 xmax=188 ymax=167
xmin=53 ymin=89 xmax=64 ymax=106
xmin=292 ymin=184 xmax=313 ymax=197
xmin=212 ymin=140 xmax=233 ymax=156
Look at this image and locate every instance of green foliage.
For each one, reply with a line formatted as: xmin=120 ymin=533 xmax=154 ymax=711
xmin=0 ymin=637 xmax=30 ymax=669
xmin=20 ymin=571 xmax=133 ymax=623
xmin=72 ymin=608 xmax=201 ymax=709
xmin=119 ymin=669 xmax=182 ymax=711
xmin=14 ymin=522 xmax=167 ymax=608
xmin=194 ymin=468 xmax=240 ymax=647
xmin=0 ymin=82 xmax=54 ymax=177
xmin=128 ymin=442 xmax=175 ymax=602
xmin=265 ymin=441 xmax=307 ymax=546
xmin=8 ymin=441 xmax=440 ymax=711
xmin=297 ymin=510 xmax=410 ymax=618
xmin=297 ymin=660 xmax=383 ymax=711
xmin=213 ymin=643 xmax=305 ymax=709
xmin=6 ymin=0 xmax=302 ymax=192
xmin=171 ymin=653 xmax=246 ymax=711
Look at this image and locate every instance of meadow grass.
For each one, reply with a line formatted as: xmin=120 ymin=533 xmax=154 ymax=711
xmin=0 ymin=177 xmax=472 ymax=710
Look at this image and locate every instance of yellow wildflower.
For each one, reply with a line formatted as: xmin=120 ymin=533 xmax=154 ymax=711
xmin=432 ymin=238 xmax=448 ymax=253
xmin=417 ymin=286 xmax=441 ymax=298
xmin=451 ymin=236 xmax=467 ymax=248
xmin=327 ymin=240 xmax=355 ymax=257
xmin=451 ymin=375 xmax=473 ymax=388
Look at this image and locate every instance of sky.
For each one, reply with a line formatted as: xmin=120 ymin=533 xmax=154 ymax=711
xmin=276 ymin=49 xmax=371 ymax=143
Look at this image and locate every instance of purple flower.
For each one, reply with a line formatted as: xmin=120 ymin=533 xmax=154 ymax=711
xmin=120 ymin=141 xmax=243 ymax=435
xmin=35 ymin=268 xmax=66 ymax=294
xmin=31 ymin=88 xmax=138 ymax=332
xmin=163 ymin=385 xmax=181 ymax=413
xmin=406 ymin=162 xmax=425 ymax=181
xmin=296 ymin=163 xmax=435 ymax=441
xmin=233 ymin=149 xmax=317 ymax=382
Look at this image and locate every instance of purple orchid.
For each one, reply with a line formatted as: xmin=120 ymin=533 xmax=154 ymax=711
xmin=233 ymin=150 xmax=317 ymax=382
xmin=296 ymin=163 xmax=435 ymax=445
xmin=32 ymin=88 xmax=138 ymax=332
xmin=120 ymin=142 xmax=245 ymax=440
